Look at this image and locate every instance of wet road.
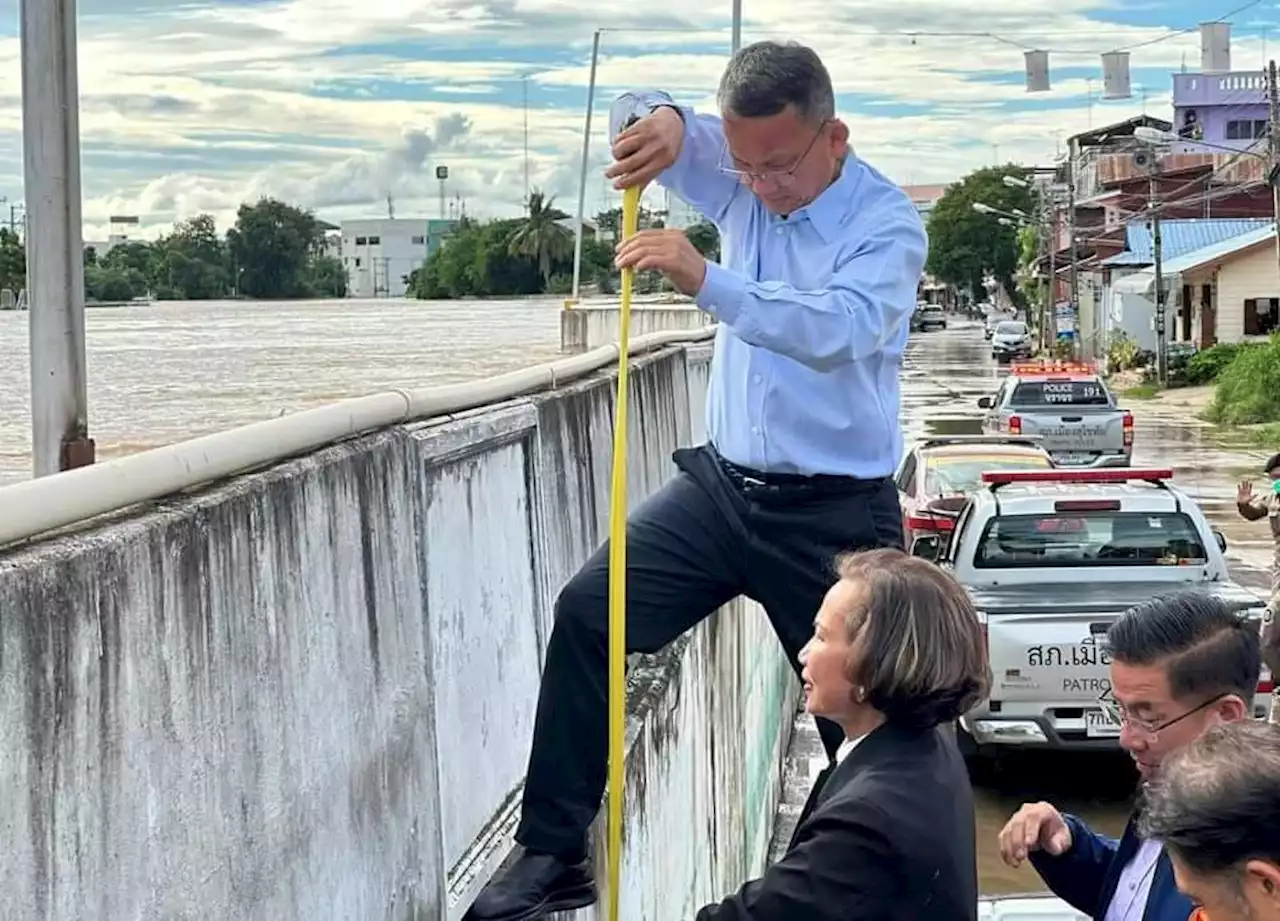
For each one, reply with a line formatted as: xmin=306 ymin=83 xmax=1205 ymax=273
xmin=901 ymin=317 xmax=1274 ymax=895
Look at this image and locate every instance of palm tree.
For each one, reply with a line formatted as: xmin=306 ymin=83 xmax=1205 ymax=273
xmin=508 ymin=190 xmax=573 ymax=290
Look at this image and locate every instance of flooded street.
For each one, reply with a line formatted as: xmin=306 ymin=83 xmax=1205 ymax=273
xmin=901 ymin=318 xmax=1275 ymax=896
xmin=0 ymin=296 xmax=566 ymax=486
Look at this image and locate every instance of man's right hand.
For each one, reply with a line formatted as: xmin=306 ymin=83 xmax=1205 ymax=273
xmin=1237 ymin=480 xmax=1255 ymax=505
xmin=605 ymin=107 xmax=685 ymax=191
xmin=998 ymin=802 xmax=1073 ymax=868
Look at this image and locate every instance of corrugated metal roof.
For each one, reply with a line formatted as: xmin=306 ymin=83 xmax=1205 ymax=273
xmin=1163 ymin=223 xmax=1276 ymax=274
xmin=1111 ymin=224 xmax=1277 ymax=296
xmin=1101 ymin=218 xmax=1271 ymax=266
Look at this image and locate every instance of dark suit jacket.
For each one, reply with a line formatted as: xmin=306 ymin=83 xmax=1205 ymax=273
xmin=695 ymin=722 xmax=978 ymax=921
xmin=1028 ymin=813 xmax=1194 ymax=921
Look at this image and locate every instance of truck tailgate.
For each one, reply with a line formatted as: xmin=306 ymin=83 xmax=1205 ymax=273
xmin=973 ymin=581 xmax=1268 ymax=738
xmin=1019 ymin=409 xmax=1126 ymax=461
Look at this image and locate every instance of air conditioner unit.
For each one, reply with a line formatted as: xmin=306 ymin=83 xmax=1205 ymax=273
xmin=1132 ymin=149 xmax=1154 ymax=171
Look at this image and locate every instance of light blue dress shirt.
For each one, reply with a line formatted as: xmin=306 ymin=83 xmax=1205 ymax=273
xmin=620 ymin=91 xmax=928 ymax=479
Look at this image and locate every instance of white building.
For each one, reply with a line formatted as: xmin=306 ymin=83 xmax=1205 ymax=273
xmin=340 ymin=218 xmax=435 ymax=298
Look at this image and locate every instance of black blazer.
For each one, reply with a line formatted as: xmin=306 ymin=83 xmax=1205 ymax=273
xmin=695 ymin=722 xmax=978 ymax=921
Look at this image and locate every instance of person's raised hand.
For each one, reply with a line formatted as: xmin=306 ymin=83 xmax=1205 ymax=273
xmin=997 ymin=802 xmax=1073 ymax=868
xmin=604 ymin=107 xmax=685 ymax=191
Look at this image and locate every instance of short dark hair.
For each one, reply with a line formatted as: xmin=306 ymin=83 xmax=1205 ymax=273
xmin=717 ymin=40 xmax=835 ymax=125
xmin=1263 ymin=452 xmax=1280 ymax=475
xmin=835 ymin=549 xmax=991 ymax=730
xmin=1140 ymin=720 xmax=1280 ymax=875
xmin=1106 ymin=591 xmax=1260 ymax=702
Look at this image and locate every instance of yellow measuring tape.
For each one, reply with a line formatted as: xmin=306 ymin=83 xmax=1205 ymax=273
xmin=606 ymin=183 xmax=641 ymax=921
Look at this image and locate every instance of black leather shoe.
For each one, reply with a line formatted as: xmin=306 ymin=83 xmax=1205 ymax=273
xmin=464 ymin=851 xmax=597 ymax=921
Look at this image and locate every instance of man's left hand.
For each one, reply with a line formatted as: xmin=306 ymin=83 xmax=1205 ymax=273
xmin=615 ymin=229 xmax=707 ymax=296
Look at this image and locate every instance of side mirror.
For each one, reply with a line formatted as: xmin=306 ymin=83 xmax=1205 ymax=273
xmin=1213 ymin=529 xmax=1227 ymax=552
xmin=911 ymin=535 xmax=944 ymax=561
xmin=977 ymin=396 xmax=992 ymax=409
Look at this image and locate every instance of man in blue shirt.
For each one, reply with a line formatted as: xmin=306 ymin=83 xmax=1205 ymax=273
xmin=466 ymin=40 xmax=927 ymax=921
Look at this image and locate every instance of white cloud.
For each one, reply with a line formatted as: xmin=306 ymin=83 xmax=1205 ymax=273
xmin=0 ymin=0 xmax=1266 ymax=240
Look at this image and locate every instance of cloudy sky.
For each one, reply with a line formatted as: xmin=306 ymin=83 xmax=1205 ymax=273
xmin=0 ymin=0 xmax=1266 ymax=240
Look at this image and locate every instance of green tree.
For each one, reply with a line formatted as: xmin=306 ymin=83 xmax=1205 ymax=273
xmin=154 ymin=214 xmax=230 ymax=299
xmin=685 ymin=220 xmax=720 ymax=261
xmin=226 ymin=198 xmax=322 ymax=298
xmin=925 ymin=165 xmax=1036 ymax=299
xmin=0 ymin=228 xmax=24 ymax=292
xmin=307 ymin=256 xmax=348 ymax=298
xmin=508 ymin=190 xmax=573 ymax=289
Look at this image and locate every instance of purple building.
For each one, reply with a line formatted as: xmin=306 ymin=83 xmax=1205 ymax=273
xmin=1172 ymin=70 xmax=1268 ymax=151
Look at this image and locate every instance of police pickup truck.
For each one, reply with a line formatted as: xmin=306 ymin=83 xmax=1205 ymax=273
xmin=913 ymin=467 xmax=1272 ymax=760
xmin=979 ymin=361 xmax=1132 ymax=468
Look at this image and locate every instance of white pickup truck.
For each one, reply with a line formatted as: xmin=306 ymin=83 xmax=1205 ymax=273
xmin=913 ymin=467 xmax=1272 ymax=760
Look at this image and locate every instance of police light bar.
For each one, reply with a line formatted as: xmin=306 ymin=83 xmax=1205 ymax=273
xmin=1009 ymin=360 xmax=1097 ymax=376
xmin=980 ymin=468 xmax=1174 ymax=485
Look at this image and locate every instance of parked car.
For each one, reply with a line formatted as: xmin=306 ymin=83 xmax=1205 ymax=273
xmin=990 ymin=320 xmax=1033 ymax=361
xmin=893 ymin=435 xmax=1053 ymax=555
xmin=911 ymin=303 xmax=947 ymax=332
xmin=979 ymin=361 xmax=1133 ymax=468
xmin=913 ymin=467 xmax=1272 ymax=764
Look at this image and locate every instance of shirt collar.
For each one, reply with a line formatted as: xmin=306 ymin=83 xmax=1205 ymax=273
xmin=835 ymin=732 xmax=868 ymax=763
xmin=777 ymin=155 xmax=859 ymax=245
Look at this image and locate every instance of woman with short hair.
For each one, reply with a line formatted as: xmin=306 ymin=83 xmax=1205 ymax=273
xmin=696 ymin=548 xmax=991 ymax=921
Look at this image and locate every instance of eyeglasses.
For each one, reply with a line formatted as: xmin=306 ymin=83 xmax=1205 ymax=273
xmin=717 ymin=121 xmax=828 ymax=186
xmin=1098 ymin=692 xmax=1228 ymax=741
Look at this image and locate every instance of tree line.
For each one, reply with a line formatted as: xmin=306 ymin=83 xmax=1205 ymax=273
xmin=407 ymin=189 xmax=721 ymax=300
xmin=0 ymin=198 xmax=347 ymax=302
xmin=923 ymin=165 xmax=1039 ymax=307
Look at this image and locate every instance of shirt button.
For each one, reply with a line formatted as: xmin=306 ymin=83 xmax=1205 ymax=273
xmin=752 ymin=426 xmax=760 ymax=435
xmin=753 ymin=374 xmax=762 ymax=383
xmin=776 ymin=227 xmax=784 ymax=235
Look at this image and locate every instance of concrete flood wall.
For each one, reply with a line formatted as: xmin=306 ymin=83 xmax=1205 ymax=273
xmin=561 ymin=305 xmax=715 ymax=353
xmin=0 ymin=343 xmax=799 ymax=920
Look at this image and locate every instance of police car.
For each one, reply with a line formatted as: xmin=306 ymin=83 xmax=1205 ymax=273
xmin=914 ymin=467 xmax=1272 ymax=759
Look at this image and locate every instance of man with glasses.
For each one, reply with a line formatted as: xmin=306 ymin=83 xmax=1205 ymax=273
xmin=1139 ymin=720 xmax=1280 ymax=921
xmin=465 ymin=40 xmax=926 ymax=921
xmin=997 ymin=591 xmax=1261 ymax=921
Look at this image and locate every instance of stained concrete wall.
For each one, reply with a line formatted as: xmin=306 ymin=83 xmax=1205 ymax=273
xmin=561 ymin=305 xmax=715 ymax=352
xmin=0 ymin=342 xmax=798 ymax=921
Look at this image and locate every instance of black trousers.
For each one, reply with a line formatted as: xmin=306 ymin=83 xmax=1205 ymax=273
xmin=515 ymin=443 xmax=905 ymax=857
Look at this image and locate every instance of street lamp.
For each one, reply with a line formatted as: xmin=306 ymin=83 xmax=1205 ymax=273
xmin=1002 ymin=175 xmax=1030 ymax=189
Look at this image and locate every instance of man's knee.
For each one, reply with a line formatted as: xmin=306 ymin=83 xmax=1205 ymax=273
xmin=552 ymin=560 xmax=608 ymax=636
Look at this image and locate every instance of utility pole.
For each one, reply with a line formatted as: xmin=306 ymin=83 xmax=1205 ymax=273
xmin=21 ymin=0 xmax=95 ymax=475
xmin=731 ymin=0 xmax=742 ymax=54
xmin=1150 ymin=160 xmax=1167 ymax=387
xmin=1046 ymin=194 xmax=1057 ymax=354
xmin=1268 ymin=60 xmax=1280 ymax=285
xmin=523 ymin=74 xmax=530 ymax=209
xmin=1066 ymin=142 xmax=1080 ymax=358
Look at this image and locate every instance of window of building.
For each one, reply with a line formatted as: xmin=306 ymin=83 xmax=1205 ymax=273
xmin=411 ymin=235 xmax=425 ymax=245
xmin=1225 ymin=119 xmax=1268 ymax=140
xmin=368 ymin=236 xmax=381 ymax=245
xmin=355 ymin=236 xmax=367 ymax=245
xmin=355 ymin=257 xmax=362 ymax=267
xmin=1244 ymin=298 xmax=1280 ymax=336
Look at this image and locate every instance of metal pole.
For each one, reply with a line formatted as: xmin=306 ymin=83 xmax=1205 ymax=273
xmin=1151 ymin=166 xmax=1167 ymax=387
xmin=1066 ymin=141 xmax=1080 ymax=357
xmin=1268 ymin=61 xmax=1280 ymax=287
xmin=1046 ymin=195 xmax=1056 ymax=354
xmin=731 ymin=0 xmax=742 ymax=54
xmin=21 ymin=0 xmax=94 ymax=476
xmin=523 ymin=74 xmax=530 ymax=208
xmin=570 ymin=29 xmax=602 ymax=304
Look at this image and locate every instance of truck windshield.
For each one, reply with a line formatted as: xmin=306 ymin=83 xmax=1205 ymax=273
xmin=973 ymin=511 xmax=1207 ymax=568
xmin=1011 ymin=379 xmax=1111 ymax=407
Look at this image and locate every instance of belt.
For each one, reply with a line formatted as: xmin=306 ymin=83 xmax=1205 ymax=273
xmin=714 ymin=453 xmax=884 ymax=494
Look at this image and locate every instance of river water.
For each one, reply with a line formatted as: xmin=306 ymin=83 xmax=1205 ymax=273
xmin=0 ymin=297 xmax=565 ymax=487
